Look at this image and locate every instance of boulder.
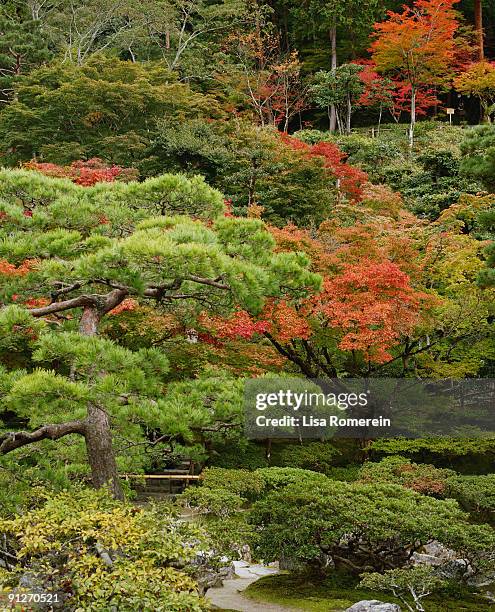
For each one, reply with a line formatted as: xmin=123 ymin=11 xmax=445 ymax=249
xmin=345 ymin=601 xmax=401 ymax=612
xmin=411 ymin=540 xmax=458 ymax=567
xmin=434 ymin=558 xmax=472 ymax=581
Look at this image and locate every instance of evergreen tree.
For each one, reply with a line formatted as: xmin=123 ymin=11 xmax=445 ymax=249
xmin=0 ymin=15 xmax=51 ymax=101
xmin=0 ymin=169 xmax=319 ymax=498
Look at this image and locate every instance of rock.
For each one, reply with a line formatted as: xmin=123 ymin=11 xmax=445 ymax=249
xmin=433 ymin=558 xmax=472 ymax=581
xmin=345 ymin=601 xmax=401 ymax=612
xmin=240 ymin=543 xmax=252 ymax=562
xmin=411 ymin=540 xmax=476 ymax=583
xmin=423 ymin=541 xmax=457 ymax=560
xmin=467 ymin=570 xmax=495 ymax=588
xmin=411 ymin=552 xmax=443 ymax=566
xmin=411 ymin=540 xmax=457 ymax=567
xmin=195 ymin=562 xmax=235 ymax=593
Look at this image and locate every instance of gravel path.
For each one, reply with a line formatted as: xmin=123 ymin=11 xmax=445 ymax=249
xmin=206 ymin=561 xmax=300 ymax=612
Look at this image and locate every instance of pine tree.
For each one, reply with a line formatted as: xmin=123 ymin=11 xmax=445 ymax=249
xmin=0 ymin=15 xmax=50 ymax=101
xmin=0 ymin=169 xmax=319 ymax=498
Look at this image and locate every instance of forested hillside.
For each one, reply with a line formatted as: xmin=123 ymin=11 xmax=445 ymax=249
xmin=0 ymin=1 xmax=495 ymax=611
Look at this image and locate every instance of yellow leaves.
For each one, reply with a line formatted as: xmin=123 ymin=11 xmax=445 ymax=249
xmin=454 ymin=61 xmax=495 ymax=100
xmin=427 ymin=233 xmax=487 ymax=293
xmin=0 ymin=489 xmax=209 ymax=610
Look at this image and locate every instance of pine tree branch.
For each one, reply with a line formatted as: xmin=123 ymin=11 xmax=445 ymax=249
xmin=28 ymin=295 xmax=96 ymax=316
xmin=0 ymin=420 xmax=86 ymax=454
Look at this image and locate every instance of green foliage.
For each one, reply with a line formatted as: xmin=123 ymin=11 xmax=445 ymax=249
xmin=446 ymin=474 xmax=495 ymax=525
xmin=254 ymin=466 xmax=329 ymax=492
xmin=370 ymin=438 xmax=495 ymax=465
xmin=0 ymin=15 xmax=51 ymax=101
xmin=0 ymin=488 xmax=209 ymax=611
xmin=180 ymin=486 xmax=244 ymax=518
xmin=200 ymin=467 xmax=265 ymax=500
xmin=249 ymin=478 xmax=495 ymax=575
xmin=243 ymin=572 xmax=483 ymax=612
xmin=0 ymin=56 xmax=218 ymax=166
xmin=360 ymin=566 xmax=446 ymax=612
xmin=0 ymin=168 xmax=319 ymax=492
xmin=309 ymin=65 xmax=364 ymax=132
xmin=477 ymin=206 xmax=495 ymax=287
xmin=150 ymin=122 xmax=340 ymax=226
xmin=461 ymin=125 xmax=495 ymax=191
xmin=326 ymin=126 xmax=482 ymax=219
xmin=208 ymin=440 xmax=269 ymax=470
xmin=275 ymin=442 xmax=340 ymax=474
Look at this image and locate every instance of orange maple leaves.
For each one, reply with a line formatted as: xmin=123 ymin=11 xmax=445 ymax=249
xmin=24 ymin=159 xmax=138 ymax=187
xmin=309 ymin=260 xmax=427 ymax=363
xmin=0 ymin=259 xmax=36 ymax=276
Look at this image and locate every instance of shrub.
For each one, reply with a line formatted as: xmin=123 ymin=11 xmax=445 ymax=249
xmin=275 ymin=442 xmax=340 ymax=474
xmin=0 ymin=488 xmax=209 ymax=611
xmin=360 ymin=566 xmax=446 ymax=612
xmin=200 ymin=467 xmax=265 ymax=500
xmin=255 ymin=466 xmax=329 ymax=492
xmin=446 ymin=474 xmax=495 ymax=525
xmin=359 ymin=456 xmax=455 ymax=496
xmin=249 ymin=479 xmax=495 ymax=576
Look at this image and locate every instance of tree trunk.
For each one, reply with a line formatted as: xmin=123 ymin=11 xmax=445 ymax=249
xmin=474 ymin=0 xmax=484 ymax=61
xmin=80 ymin=301 xmax=124 ymax=500
xmin=346 ymin=93 xmax=352 ymax=135
xmin=85 ymin=403 xmax=123 ymax=500
xmin=409 ymin=87 xmax=416 ymax=149
xmin=378 ymin=102 xmax=383 ymax=135
xmin=329 ymin=25 xmax=337 ymax=133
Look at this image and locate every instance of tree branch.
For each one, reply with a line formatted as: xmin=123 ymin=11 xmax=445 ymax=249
xmin=28 ymin=295 xmax=96 ymax=317
xmin=0 ymin=420 xmax=86 ymax=454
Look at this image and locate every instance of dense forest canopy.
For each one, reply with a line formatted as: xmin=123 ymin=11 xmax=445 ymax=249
xmin=0 ymin=1 xmax=495 ymax=611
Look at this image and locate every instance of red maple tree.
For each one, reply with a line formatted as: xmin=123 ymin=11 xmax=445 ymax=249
xmin=371 ymin=0 xmax=460 ymax=141
xmin=280 ymin=134 xmax=368 ymax=202
xmin=24 ymin=158 xmax=138 ymax=186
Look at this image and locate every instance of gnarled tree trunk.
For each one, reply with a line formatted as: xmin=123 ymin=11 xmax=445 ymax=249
xmin=79 ymin=294 xmax=126 ymax=500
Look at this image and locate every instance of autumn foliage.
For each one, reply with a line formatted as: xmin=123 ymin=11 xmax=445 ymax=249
xmin=0 ymin=259 xmax=36 ymax=276
xmin=199 ymin=256 xmax=427 ymax=364
xmin=307 ymin=260 xmax=427 ymax=363
xmin=280 ymin=134 xmax=368 ymax=202
xmin=24 ymin=158 xmax=138 ymax=186
xmin=370 ymin=0 xmax=460 ymax=129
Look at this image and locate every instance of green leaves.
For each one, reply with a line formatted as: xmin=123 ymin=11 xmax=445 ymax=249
xmin=249 ymin=477 xmax=495 ymax=573
xmin=0 ymin=56 xmax=216 ymax=166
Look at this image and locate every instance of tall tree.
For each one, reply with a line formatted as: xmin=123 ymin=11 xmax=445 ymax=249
xmin=0 ymin=14 xmax=51 ymax=102
xmin=290 ymin=0 xmax=383 ymax=132
xmin=474 ymin=0 xmax=484 ymax=60
xmin=371 ymin=0 xmax=460 ymax=147
xmin=0 ymin=168 xmax=319 ymax=498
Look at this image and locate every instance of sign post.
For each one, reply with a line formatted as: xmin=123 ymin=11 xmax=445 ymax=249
xmin=446 ymin=108 xmax=455 ymax=125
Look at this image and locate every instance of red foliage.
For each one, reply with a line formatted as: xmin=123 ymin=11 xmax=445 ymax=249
xmin=0 ymin=259 xmax=36 ymax=276
xmin=24 ymin=297 xmax=50 ymax=308
xmin=306 ymin=260 xmax=427 ymax=363
xmin=280 ymin=134 xmax=368 ymax=202
xmin=261 ymin=299 xmax=311 ymax=342
xmin=199 ymin=310 xmax=270 ymax=340
xmin=24 ymin=158 xmax=138 ymax=187
xmin=370 ymin=0 xmax=460 ymax=120
xmin=357 ymin=60 xmax=438 ymax=120
xmin=196 ymin=260 xmax=425 ymax=363
xmin=224 ymin=198 xmax=235 ymax=218
xmin=108 ymin=298 xmax=139 ymax=315
xmin=390 ymin=83 xmax=439 ymax=119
